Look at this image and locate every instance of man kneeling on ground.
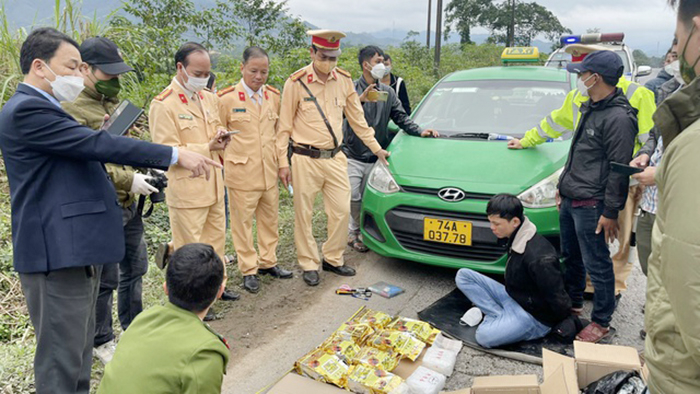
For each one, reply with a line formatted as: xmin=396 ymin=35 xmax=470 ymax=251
xmin=98 ymin=243 xmax=230 ymax=394
xmin=455 ymin=194 xmax=572 ymax=348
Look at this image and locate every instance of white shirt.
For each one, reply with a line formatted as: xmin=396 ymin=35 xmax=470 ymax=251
xmin=241 ymin=79 xmax=263 ymax=105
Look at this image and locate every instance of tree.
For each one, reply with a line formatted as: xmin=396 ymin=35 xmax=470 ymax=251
xmin=445 ymin=0 xmax=493 ymax=44
xmin=633 ymin=49 xmax=651 ymax=65
xmin=480 ymin=1 xmax=571 ymax=46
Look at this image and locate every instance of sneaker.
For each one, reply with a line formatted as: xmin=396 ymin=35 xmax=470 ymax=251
xmin=94 ymin=339 xmax=117 ymax=365
xmin=576 ymin=322 xmax=612 ymax=343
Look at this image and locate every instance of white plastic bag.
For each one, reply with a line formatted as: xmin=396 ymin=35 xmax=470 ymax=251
xmin=431 ymin=332 xmax=463 ymax=354
xmin=405 ymin=366 xmax=446 ymax=394
xmin=422 ymin=346 xmax=457 ymax=376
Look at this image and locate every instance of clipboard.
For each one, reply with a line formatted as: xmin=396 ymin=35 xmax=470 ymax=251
xmin=102 ymin=100 xmax=144 ymax=136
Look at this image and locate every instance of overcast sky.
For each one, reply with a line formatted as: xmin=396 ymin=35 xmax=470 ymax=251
xmin=286 ymin=0 xmax=677 ymax=55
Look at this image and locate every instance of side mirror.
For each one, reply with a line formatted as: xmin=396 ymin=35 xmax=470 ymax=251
xmin=637 ymin=65 xmax=652 ymax=77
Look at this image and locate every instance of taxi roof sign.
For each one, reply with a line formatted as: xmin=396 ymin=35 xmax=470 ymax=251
xmin=501 ymin=47 xmax=540 ymax=63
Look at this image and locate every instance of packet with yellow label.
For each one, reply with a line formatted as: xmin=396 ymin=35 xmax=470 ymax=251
xmin=295 ymin=348 xmax=349 ymax=387
xmin=336 ymin=321 xmax=375 ymax=344
xmin=386 ymin=317 xmax=439 ymax=344
xmin=353 ymin=346 xmax=401 ymax=372
xmin=352 ymin=309 xmax=393 ymax=330
xmin=322 ymin=333 xmax=362 ymax=364
xmin=366 ymin=330 xmax=426 ymax=361
xmin=345 ymin=364 xmax=406 ymax=394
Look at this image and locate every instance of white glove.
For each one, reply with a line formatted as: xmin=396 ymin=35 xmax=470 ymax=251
xmin=130 ymin=173 xmax=158 ymax=195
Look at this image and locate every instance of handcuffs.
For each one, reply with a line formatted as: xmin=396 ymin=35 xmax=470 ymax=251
xmin=336 ymin=284 xmax=373 ymax=300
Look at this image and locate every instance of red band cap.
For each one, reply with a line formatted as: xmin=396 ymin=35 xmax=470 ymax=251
xmin=312 ymin=35 xmax=341 ymax=50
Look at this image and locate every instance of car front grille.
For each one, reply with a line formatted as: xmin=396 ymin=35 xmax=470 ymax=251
xmin=401 ymin=186 xmax=494 ymax=201
xmin=386 ymin=206 xmax=507 ymax=262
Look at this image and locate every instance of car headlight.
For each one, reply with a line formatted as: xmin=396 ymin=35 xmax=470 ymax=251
xmin=518 ymin=168 xmax=564 ymax=208
xmin=367 ymin=161 xmax=400 ymax=194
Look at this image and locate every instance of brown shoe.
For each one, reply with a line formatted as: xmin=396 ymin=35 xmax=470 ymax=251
xmin=155 ymin=242 xmax=171 ymax=270
xmin=347 ymin=234 xmax=369 ymax=253
xmin=576 ymin=322 xmax=611 ymax=343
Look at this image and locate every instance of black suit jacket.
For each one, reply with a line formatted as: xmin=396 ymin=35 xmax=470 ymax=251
xmin=0 ymin=84 xmax=172 ymax=273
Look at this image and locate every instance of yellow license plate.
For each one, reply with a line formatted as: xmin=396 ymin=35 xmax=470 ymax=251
xmin=423 ymin=218 xmax=473 ymax=246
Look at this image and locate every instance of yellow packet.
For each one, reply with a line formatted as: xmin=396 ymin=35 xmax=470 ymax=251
xmin=387 ymin=317 xmax=436 ymax=344
xmin=367 ymin=330 xmax=426 ymax=361
xmin=322 ymin=334 xmax=361 ymax=364
xmin=336 ymin=321 xmax=375 ymax=344
xmin=295 ymin=348 xmax=349 ymax=387
xmin=352 ymin=309 xmax=393 ymax=330
xmin=426 ymin=328 xmax=442 ymax=345
xmin=345 ymin=364 xmax=405 ymax=394
xmin=354 ymin=346 xmax=401 ymax=371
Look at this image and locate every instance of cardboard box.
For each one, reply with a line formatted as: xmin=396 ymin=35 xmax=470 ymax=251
xmin=266 ymin=372 xmax=348 ymax=394
xmin=471 ymin=375 xmax=540 ymax=394
xmin=573 ymin=341 xmax=642 ymax=388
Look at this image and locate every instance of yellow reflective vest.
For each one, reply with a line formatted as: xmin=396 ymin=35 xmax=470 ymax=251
xmin=520 ymin=76 xmax=656 ymax=153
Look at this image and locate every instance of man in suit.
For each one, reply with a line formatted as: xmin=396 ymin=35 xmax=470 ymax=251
xmin=0 ymin=28 xmax=220 ymax=394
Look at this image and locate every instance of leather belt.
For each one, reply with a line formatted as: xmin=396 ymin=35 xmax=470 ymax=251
xmin=292 ymin=143 xmax=342 ymax=159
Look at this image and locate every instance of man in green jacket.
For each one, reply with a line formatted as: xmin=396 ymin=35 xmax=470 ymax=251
xmin=62 ymin=37 xmax=157 ymax=364
xmin=645 ymin=1 xmax=700 ymax=392
xmin=97 ymin=243 xmax=230 ymax=394
xmin=508 ymin=44 xmax=657 ymax=299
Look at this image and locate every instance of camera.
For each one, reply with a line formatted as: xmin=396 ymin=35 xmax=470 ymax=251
xmin=138 ymin=169 xmax=168 ymax=218
xmin=145 ymin=169 xmax=168 ymax=204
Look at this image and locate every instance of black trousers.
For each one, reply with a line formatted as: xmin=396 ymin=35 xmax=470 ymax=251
xmin=94 ymin=203 xmax=149 ymax=346
xmin=20 ymin=266 xmax=102 ymax=394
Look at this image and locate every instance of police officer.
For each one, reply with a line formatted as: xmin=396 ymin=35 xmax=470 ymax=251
xmin=218 ymin=46 xmax=293 ymax=293
xmin=508 ymin=43 xmax=657 ymax=297
xmin=61 ymin=37 xmax=153 ymax=364
xmin=277 ymin=30 xmax=390 ymax=286
xmin=149 ymin=42 xmax=239 ymax=302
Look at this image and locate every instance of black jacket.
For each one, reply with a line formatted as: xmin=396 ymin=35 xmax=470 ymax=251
xmin=558 ymin=88 xmax=637 ymax=219
xmin=504 ymin=218 xmax=572 ymax=327
xmin=388 ymin=73 xmax=412 ymax=115
xmin=342 ymin=75 xmax=422 ymax=163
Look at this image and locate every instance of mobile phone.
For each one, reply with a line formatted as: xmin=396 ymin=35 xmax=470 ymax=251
xmin=219 ymin=130 xmax=240 ymax=139
xmin=103 ymin=100 xmax=144 ymax=136
xmin=610 ymin=162 xmax=644 ymax=176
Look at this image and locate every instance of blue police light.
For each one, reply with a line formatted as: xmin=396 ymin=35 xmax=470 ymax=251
xmin=560 ymin=35 xmax=581 ymax=45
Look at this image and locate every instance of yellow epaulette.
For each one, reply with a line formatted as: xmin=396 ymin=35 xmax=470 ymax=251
xmin=217 ymin=85 xmax=236 ymax=97
xmin=335 ymin=68 xmax=352 ymax=78
xmin=154 ymin=88 xmax=173 ymax=101
xmin=265 ymin=85 xmax=280 ymax=95
xmin=290 ymin=68 xmax=308 ymax=82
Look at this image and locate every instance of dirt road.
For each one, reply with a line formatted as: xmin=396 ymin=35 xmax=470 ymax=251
xmin=212 ymin=248 xmax=647 ymax=393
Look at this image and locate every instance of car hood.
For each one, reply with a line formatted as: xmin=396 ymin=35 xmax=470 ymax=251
xmin=387 ymin=133 xmax=571 ymax=195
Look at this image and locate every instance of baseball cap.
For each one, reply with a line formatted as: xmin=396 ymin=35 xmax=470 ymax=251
xmin=566 ymin=50 xmax=623 ymax=81
xmin=80 ymin=37 xmax=134 ymax=75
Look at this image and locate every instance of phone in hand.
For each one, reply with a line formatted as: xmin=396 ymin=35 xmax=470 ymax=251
xmin=218 ymin=130 xmax=240 ymax=141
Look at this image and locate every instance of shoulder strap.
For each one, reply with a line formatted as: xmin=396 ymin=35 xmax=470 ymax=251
xmin=296 ymin=79 xmax=339 ymax=149
xmin=395 ymin=77 xmax=403 ymax=93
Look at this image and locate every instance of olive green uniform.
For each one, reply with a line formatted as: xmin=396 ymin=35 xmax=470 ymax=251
xmin=97 ymin=302 xmax=230 ymax=394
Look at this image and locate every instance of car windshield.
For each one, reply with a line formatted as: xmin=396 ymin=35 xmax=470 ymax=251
xmin=411 ymin=79 xmax=570 ymax=138
xmin=546 ymin=49 xmax=631 ymax=74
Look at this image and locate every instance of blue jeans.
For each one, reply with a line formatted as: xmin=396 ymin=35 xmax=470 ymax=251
xmin=455 ymin=268 xmax=551 ymax=348
xmin=560 ymin=197 xmax=615 ymax=327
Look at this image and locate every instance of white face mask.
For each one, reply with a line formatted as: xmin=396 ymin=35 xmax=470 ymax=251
xmin=183 ymin=67 xmax=209 ymax=93
xmin=667 ymin=60 xmax=684 ymax=85
xmin=384 ymin=65 xmax=392 ymax=76
xmin=369 ymin=62 xmax=387 ymax=80
xmin=42 ymin=61 xmax=84 ymax=103
xmin=577 ymin=73 xmax=597 ymax=97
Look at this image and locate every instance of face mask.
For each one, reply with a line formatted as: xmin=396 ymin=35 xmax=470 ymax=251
xmin=182 ymin=67 xmax=209 ymax=93
xmin=577 ymin=73 xmax=597 ymax=97
xmin=369 ymin=62 xmax=387 ymax=80
xmin=680 ymin=24 xmax=700 ymax=85
xmin=94 ymin=75 xmax=121 ymax=98
xmin=314 ymin=58 xmax=337 ymax=75
xmin=385 ymin=65 xmax=392 ymax=76
xmin=42 ymin=62 xmax=84 ymax=102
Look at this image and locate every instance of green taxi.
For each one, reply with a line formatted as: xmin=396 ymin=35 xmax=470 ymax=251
xmin=360 ymin=48 xmax=576 ymax=274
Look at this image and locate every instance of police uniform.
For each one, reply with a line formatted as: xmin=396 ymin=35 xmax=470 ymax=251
xmin=218 ymin=81 xmax=285 ymax=277
xmin=96 ymin=302 xmax=230 ymax=394
xmin=149 ymin=79 xmax=227 ymax=260
xmin=520 ymin=44 xmax=656 ymax=295
xmin=277 ymin=30 xmax=382 ymax=276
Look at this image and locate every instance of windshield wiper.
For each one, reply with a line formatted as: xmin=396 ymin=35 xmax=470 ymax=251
xmin=445 ymin=132 xmax=490 ymax=140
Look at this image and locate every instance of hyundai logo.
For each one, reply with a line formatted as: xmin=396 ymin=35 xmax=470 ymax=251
xmin=438 ymin=187 xmax=466 ymax=202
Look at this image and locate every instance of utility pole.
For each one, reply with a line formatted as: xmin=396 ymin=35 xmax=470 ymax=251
xmin=427 ymin=0 xmax=432 ymax=48
xmin=435 ymin=0 xmax=443 ymax=71
xmin=509 ymin=0 xmax=516 ymax=47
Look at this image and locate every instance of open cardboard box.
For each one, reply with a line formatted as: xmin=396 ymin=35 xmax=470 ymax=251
xmin=450 ymin=341 xmax=643 ymax=394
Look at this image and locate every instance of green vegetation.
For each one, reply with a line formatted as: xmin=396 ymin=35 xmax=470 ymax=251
xmin=0 ymin=0 xmax=507 ymax=391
